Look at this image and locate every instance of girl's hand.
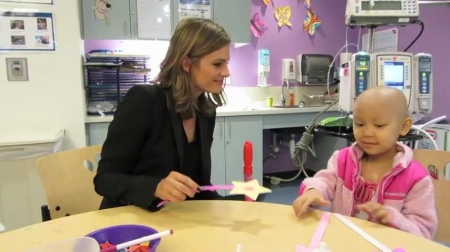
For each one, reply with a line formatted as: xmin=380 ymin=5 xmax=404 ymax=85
xmin=293 ymin=189 xmax=330 ymax=216
xmin=356 ymin=202 xmax=393 ymax=224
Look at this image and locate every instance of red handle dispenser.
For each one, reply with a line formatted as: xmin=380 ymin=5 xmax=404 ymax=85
xmin=243 ymin=141 xmax=253 ymax=201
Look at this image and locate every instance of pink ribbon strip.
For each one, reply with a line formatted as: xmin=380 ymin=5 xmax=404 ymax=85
xmin=309 ymin=211 xmax=331 ymax=248
xmin=201 ymin=185 xmax=234 ymax=191
xmin=296 ymin=211 xmax=331 ymax=252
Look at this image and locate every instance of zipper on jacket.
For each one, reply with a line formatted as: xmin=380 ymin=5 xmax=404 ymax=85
xmin=350 ymin=164 xmax=404 ymax=216
xmin=377 ymin=165 xmax=403 ymax=203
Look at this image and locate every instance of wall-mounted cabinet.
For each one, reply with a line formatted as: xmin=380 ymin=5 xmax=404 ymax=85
xmin=171 ymin=0 xmax=250 ymax=44
xmin=80 ymin=0 xmax=135 ymax=40
xmin=80 ymin=0 xmax=250 ymax=43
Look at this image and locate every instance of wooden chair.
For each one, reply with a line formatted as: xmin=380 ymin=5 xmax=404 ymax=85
xmin=36 ymin=145 xmax=103 ymax=221
xmin=413 ymin=149 xmax=450 ymax=244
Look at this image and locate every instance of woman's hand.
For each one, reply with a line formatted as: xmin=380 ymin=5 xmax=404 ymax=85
xmin=356 ymin=202 xmax=393 ymax=224
xmin=154 ymin=171 xmax=199 ymax=202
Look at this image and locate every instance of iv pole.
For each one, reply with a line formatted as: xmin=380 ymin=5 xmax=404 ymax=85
xmin=366 ymin=26 xmax=376 ymax=54
xmin=365 ymin=0 xmax=448 ymax=53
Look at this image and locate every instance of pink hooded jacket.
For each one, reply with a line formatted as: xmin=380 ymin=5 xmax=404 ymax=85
xmin=299 ymin=142 xmax=437 ymax=239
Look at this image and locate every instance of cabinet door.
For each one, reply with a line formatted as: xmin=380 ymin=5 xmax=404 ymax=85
xmin=210 ymin=118 xmax=226 ymax=195
xmin=213 ymin=0 xmax=250 ymax=44
xmin=171 ymin=0 xmax=215 ymax=34
xmin=224 ymin=116 xmax=263 ymax=185
xmin=87 ymin=123 xmax=110 ymax=146
xmin=81 ymin=0 xmax=132 ymax=40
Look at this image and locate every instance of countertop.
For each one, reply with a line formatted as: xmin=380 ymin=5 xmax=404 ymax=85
xmin=85 ymin=105 xmax=340 ymax=123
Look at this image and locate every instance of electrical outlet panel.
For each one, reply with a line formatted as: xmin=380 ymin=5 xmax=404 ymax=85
xmin=6 ymin=58 xmax=29 ymax=81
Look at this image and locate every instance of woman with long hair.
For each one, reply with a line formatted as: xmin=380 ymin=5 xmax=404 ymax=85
xmin=94 ymin=18 xmax=231 ymax=211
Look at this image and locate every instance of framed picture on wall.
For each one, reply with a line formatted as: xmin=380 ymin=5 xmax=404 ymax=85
xmin=0 ymin=0 xmax=53 ymax=4
xmin=0 ymin=11 xmax=56 ymax=51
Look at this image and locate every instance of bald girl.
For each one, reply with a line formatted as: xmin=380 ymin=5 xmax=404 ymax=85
xmin=352 ymin=86 xmax=413 ymax=157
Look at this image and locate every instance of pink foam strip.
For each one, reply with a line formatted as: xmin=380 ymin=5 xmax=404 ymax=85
xmin=200 ymin=185 xmax=234 ymax=191
xmin=308 ymin=211 xmax=331 ymax=248
xmin=156 ymin=185 xmax=235 ymax=207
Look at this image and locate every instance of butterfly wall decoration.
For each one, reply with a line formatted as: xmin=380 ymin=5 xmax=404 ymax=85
xmin=250 ymin=13 xmax=268 ymax=37
xmin=274 ymin=5 xmax=292 ymax=27
xmin=302 ymin=0 xmax=321 ymax=36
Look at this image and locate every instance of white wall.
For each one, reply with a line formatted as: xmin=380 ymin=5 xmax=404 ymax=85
xmin=0 ymin=1 xmax=86 ymax=150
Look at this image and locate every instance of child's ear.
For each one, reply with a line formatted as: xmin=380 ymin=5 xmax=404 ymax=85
xmin=400 ymin=117 xmax=413 ymax=136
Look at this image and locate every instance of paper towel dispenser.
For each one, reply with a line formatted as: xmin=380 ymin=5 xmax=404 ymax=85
xmin=296 ymin=54 xmax=334 ymax=85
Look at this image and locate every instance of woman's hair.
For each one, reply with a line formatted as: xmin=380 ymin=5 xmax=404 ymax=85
xmin=156 ymin=18 xmax=230 ymax=117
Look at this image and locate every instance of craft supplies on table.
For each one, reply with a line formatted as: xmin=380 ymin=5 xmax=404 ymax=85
xmin=333 ymin=213 xmax=392 ymax=252
xmin=99 ymin=229 xmax=172 ymax=252
xmin=86 ymin=224 xmax=169 ymax=252
xmin=156 ymin=179 xmax=272 ymax=207
xmin=296 ymin=212 xmax=331 ymax=251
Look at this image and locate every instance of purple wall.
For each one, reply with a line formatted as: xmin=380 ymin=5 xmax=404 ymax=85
xmin=230 ymin=0 xmax=358 ymax=87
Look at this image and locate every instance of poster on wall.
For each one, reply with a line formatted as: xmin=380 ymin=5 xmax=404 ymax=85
xmin=0 ymin=11 xmax=55 ymax=51
xmin=179 ymin=0 xmax=211 ymax=20
xmin=0 ymin=0 xmax=52 ymax=4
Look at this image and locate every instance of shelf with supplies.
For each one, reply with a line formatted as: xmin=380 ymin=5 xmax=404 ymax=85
xmin=80 ymin=0 xmax=250 ymax=43
xmin=83 ymin=50 xmax=151 ymax=116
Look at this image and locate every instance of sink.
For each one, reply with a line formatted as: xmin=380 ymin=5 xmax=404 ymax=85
xmin=271 ymin=105 xmax=302 ymax=109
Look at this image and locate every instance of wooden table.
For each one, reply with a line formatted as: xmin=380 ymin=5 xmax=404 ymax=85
xmin=0 ymin=201 xmax=448 ymax=252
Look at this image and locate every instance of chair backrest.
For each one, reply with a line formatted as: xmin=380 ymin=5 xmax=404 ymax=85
xmin=36 ymin=145 xmax=103 ymax=220
xmin=413 ymin=149 xmax=450 ymax=243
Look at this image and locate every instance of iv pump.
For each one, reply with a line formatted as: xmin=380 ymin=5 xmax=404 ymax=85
xmin=413 ymin=53 xmax=432 ymax=114
xmin=338 ymin=51 xmax=433 ymax=115
xmin=258 ymin=49 xmax=271 ymax=87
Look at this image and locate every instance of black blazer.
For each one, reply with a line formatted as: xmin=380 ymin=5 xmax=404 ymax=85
xmin=93 ymin=84 xmax=219 ymax=211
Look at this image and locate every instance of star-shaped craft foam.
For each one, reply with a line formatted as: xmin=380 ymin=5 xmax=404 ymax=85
xmin=229 ymin=179 xmax=272 ymax=200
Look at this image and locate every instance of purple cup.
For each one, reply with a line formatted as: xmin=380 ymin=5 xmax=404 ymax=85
xmin=85 ymin=224 xmax=161 ymax=252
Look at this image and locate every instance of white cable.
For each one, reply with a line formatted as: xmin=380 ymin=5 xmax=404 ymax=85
xmin=346 ymin=25 xmax=349 ymax=54
xmin=269 ymin=32 xmax=359 ymax=184
xmin=415 ymin=115 xmax=446 ymax=130
xmin=411 ymin=115 xmax=446 ymax=150
xmin=326 ymin=43 xmax=359 ymax=101
xmin=411 ymin=125 xmax=439 ymax=150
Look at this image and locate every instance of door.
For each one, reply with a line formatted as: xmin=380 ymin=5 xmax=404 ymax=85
xmin=224 ymin=116 xmax=263 ymax=186
xmin=210 ymin=118 xmax=226 ymax=195
xmin=81 ymin=0 xmax=132 ymax=40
